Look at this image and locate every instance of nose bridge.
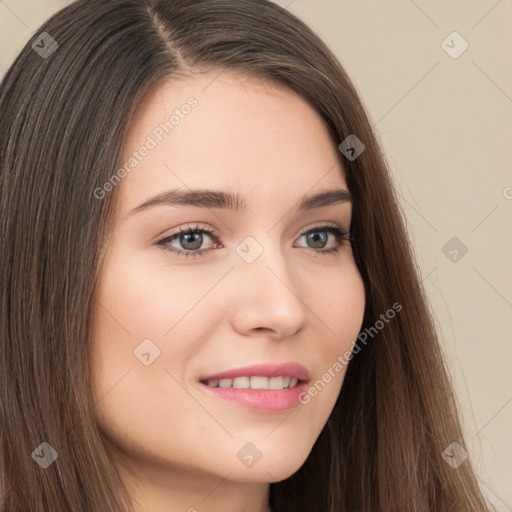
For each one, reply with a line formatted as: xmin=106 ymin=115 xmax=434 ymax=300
xmin=229 ymin=233 xmax=309 ymax=337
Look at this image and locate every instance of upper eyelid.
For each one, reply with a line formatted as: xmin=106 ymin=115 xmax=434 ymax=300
xmin=161 ymin=220 xmax=349 ymax=237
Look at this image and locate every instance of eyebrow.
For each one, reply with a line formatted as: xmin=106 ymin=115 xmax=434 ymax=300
xmin=127 ymin=187 xmax=352 ymax=217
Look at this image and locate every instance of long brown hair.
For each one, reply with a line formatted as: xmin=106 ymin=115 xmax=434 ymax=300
xmin=0 ymin=1 xmax=492 ymax=510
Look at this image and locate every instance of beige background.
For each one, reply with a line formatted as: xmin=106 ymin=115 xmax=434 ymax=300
xmin=1 ymin=0 xmax=511 ymax=508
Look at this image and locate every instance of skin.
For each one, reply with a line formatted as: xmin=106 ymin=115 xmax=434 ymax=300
xmin=91 ymin=71 xmax=366 ymax=512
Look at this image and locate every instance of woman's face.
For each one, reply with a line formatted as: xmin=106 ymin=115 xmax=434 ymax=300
xmin=91 ymin=71 xmax=365 ymax=500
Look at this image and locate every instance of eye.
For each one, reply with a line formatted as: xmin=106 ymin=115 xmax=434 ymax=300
xmin=156 ymin=223 xmax=219 ymax=258
xmin=294 ymin=223 xmax=353 ymax=255
xmin=156 ymin=222 xmax=354 ymax=258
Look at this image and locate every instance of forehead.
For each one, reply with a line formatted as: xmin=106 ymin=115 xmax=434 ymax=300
xmin=116 ymin=72 xmax=348 ymax=215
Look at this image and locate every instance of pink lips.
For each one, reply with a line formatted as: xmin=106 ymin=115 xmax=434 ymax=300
xmin=198 ymin=362 xmax=310 ymax=413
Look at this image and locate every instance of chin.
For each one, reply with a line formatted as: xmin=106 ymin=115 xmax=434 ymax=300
xmin=225 ymin=449 xmax=311 ymax=484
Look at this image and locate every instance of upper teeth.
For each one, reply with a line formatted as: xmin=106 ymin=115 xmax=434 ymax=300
xmin=206 ymin=376 xmax=299 ymax=390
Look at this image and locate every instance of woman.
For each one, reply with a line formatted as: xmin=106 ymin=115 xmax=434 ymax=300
xmin=0 ymin=0 xmax=492 ymax=511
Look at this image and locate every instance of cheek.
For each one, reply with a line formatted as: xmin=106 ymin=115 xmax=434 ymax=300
xmin=93 ymin=245 xmax=225 ymax=351
xmin=89 ymin=261 xmax=203 ymax=463
xmin=315 ymin=266 xmax=366 ymax=353
xmin=89 ymin=251 xmax=226 ymax=425
xmin=289 ymin=265 xmax=365 ymax=411
xmin=95 ymin=262 xmax=194 ymax=336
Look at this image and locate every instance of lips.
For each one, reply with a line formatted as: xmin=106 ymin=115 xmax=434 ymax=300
xmin=198 ymin=362 xmax=310 ymax=412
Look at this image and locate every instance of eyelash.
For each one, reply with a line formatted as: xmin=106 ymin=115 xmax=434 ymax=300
xmin=156 ymin=223 xmax=354 ymax=258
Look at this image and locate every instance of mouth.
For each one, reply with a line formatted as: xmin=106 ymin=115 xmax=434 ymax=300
xmin=198 ymin=362 xmax=310 ymax=412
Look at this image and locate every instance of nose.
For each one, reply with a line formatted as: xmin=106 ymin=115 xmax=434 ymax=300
xmin=229 ymin=240 xmax=310 ymax=340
